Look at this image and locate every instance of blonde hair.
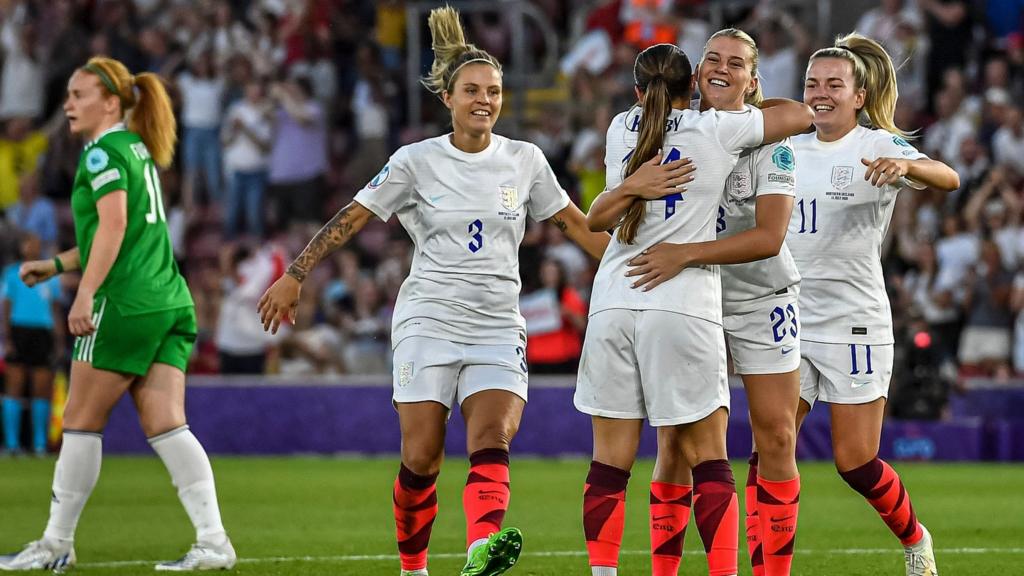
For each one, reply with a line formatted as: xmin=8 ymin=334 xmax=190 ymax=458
xmin=809 ymin=33 xmax=906 ymax=137
xmin=81 ymin=56 xmax=177 ymax=168
xmin=703 ymin=28 xmax=763 ymax=107
xmin=420 ymin=5 xmax=502 ymax=97
xmin=618 ymin=44 xmax=692 ymax=245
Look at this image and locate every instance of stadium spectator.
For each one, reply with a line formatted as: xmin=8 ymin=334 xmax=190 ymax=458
xmin=1 ymin=232 xmax=61 ymax=456
xmin=215 ymin=244 xmax=283 ymax=374
xmin=739 ymin=2 xmax=812 ymax=100
xmin=522 ymin=258 xmax=586 ymax=373
xmin=6 ymin=171 xmax=58 ymax=255
xmin=0 ymin=117 xmax=49 ymax=210
xmin=177 ymin=51 xmax=225 ymax=209
xmin=221 ymin=79 xmax=272 ymax=240
xmin=266 ymin=76 xmax=328 ymax=233
xmin=992 ymin=104 xmax=1024 ymax=175
xmin=960 ymin=240 xmax=1015 ymax=377
xmin=0 ymin=4 xmax=44 ymax=120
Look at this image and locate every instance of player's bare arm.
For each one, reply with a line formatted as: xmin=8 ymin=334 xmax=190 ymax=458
xmin=626 ymin=194 xmax=793 ymax=290
xmin=69 ymin=191 xmax=128 ymax=337
xmin=585 ymin=155 xmax=695 ymax=232
xmin=258 ymin=201 xmax=374 ymax=334
xmin=20 ymin=247 xmax=81 ymax=287
xmin=860 ymin=157 xmax=959 ymax=190
xmin=548 ymin=205 xmax=610 ymax=260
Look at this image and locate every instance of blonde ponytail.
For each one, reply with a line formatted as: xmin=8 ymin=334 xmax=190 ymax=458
xmin=420 ymin=5 xmax=501 ymax=96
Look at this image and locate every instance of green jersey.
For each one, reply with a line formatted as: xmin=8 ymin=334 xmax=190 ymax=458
xmin=71 ymin=124 xmax=192 ymax=316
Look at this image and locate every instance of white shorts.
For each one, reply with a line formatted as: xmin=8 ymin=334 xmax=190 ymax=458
xmin=575 ymin=309 xmax=729 ymax=426
xmin=723 ymin=287 xmax=801 ymax=375
xmin=391 ymin=336 xmax=528 ymax=408
xmin=799 ymin=341 xmax=893 ymax=408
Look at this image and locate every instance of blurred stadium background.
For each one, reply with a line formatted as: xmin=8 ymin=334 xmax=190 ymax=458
xmin=1 ymin=0 xmax=1024 ymax=573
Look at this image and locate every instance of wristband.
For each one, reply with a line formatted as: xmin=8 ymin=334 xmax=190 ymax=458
xmin=53 ymin=256 xmax=64 ymax=274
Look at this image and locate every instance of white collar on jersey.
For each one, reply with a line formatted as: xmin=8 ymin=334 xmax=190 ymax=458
xmin=85 ymin=122 xmax=127 ymax=147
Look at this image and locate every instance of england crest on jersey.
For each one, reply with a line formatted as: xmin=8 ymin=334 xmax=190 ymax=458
xmin=499 ymin=185 xmax=518 ymax=211
xmin=832 ymin=166 xmax=854 ymax=190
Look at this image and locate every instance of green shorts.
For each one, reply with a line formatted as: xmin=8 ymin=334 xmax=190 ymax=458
xmin=71 ymin=297 xmax=196 ymax=376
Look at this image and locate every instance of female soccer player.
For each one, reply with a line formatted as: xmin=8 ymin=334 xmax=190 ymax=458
xmin=576 ymin=43 xmax=812 ymax=576
xmin=788 ymin=34 xmax=957 ymax=576
xmin=0 ymin=57 xmax=235 ymax=572
xmin=624 ymin=29 xmax=805 ymax=576
xmin=257 ymin=7 xmax=609 ymax=576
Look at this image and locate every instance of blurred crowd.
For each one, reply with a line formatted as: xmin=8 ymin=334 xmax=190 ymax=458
xmin=0 ymin=0 xmax=1022 ymax=390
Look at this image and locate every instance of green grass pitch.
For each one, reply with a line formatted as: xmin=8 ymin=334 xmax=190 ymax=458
xmin=2 ymin=457 xmax=1022 ymax=575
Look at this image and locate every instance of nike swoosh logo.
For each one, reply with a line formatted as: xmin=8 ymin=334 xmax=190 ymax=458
xmin=652 ymin=514 xmax=674 ymax=521
xmin=428 ymin=194 xmax=445 ymax=202
xmin=770 ymin=515 xmax=794 ymax=523
xmin=851 ymin=380 xmax=871 ymax=389
xmin=781 ymin=347 xmax=794 ymax=355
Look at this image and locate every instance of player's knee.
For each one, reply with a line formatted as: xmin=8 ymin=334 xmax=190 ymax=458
xmin=832 ymin=445 xmax=875 ymax=475
xmin=754 ymin=420 xmax=796 ymax=460
xmin=466 ymin=420 xmax=518 ymax=453
xmin=137 ymin=411 xmax=186 ymax=439
xmin=402 ymin=448 xmax=444 ymax=477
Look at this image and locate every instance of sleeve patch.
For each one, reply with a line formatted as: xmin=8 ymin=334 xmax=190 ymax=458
xmin=367 ymin=164 xmax=390 ymax=189
xmin=90 ymin=168 xmax=121 ymax=191
xmin=893 ymin=135 xmax=913 ymax=148
xmin=85 ymin=147 xmax=109 ymax=173
xmin=771 ymin=146 xmax=795 ymax=171
xmin=767 ymin=173 xmax=795 ymax=185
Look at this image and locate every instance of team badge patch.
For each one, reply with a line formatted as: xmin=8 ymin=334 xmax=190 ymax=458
xmin=398 ymin=361 xmax=414 ymax=388
xmin=831 ymin=166 xmax=854 ymax=190
xmin=729 ymin=172 xmax=753 ymax=200
xmin=771 ymin=146 xmax=795 ymax=172
xmin=499 ymin=185 xmax=518 ymax=211
xmin=85 ymin=148 xmax=109 ymax=173
xmin=367 ymin=165 xmax=390 ymax=189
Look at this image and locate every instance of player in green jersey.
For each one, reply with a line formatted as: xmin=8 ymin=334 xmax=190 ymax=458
xmin=0 ymin=57 xmax=235 ymax=572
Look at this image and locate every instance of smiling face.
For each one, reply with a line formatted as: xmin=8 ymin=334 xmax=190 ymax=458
xmin=804 ymin=57 xmax=864 ymax=139
xmin=699 ymin=35 xmax=757 ymax=111
xmin=442 ymin=62 xmax=502 ymax=138
xmin=64 ymin=69 xmax=120 ymax=137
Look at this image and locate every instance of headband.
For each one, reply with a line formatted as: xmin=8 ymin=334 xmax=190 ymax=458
xmin=84 ymin=64 xmax=133 ymax=104
xmin=448 ymin=57 xmax=499 ymax=89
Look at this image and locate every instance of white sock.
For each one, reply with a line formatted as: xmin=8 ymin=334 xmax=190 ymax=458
xmin=591 ymin=567 xmax=617 ymax=576
xmin=467 ymin=537 xmax=488 ymax=557
xmin=149 ymin=425 xmax=227 ymax=546
xmin=43 ymin=431 xmax=103 ymax=543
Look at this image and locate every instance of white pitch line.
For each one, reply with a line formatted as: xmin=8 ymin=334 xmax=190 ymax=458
xmin=77 ymin=547 xmax=1024 ymax=569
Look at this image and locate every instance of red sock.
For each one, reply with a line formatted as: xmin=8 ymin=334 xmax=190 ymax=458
xmin=746 ymin=453 xmax=764 ymax=576
xmin=757 ymin=475 xmax=800 ymax=576
xmin=839 ymin=457 xmax=923 ymax=546
xmin=693 ymin=459 xmax=739 ymax=576
xmin=393 ymin=464 xmax=438 ymax=571
xmin=583 ymin=461 xmax=630 ymax=569
xmin=463 ymin=448 xmax=511 ymax=548
xmin=650 ymin=481 xmax=692 ymax=576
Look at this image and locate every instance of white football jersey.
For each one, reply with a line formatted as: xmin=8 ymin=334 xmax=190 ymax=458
xmin=591 ymin=106 xmax=764 ymax=324
xmin=353 ymin=134 xmax=570 ymax=347
xmin=788 ymin=125 xmax=927 ymax=345
xmin=719 ymin=137 xmax=802 ymax=308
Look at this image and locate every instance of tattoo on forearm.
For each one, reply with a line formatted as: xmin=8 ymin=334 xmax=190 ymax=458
xmin=286 ymin=204 xmax=357 ymax=282
xmin=550 ymin=215 xmax=568 ymax=233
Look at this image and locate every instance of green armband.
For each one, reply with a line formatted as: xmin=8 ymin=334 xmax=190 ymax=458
xmin=53 ymin=256 xmax=64 ymax=274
